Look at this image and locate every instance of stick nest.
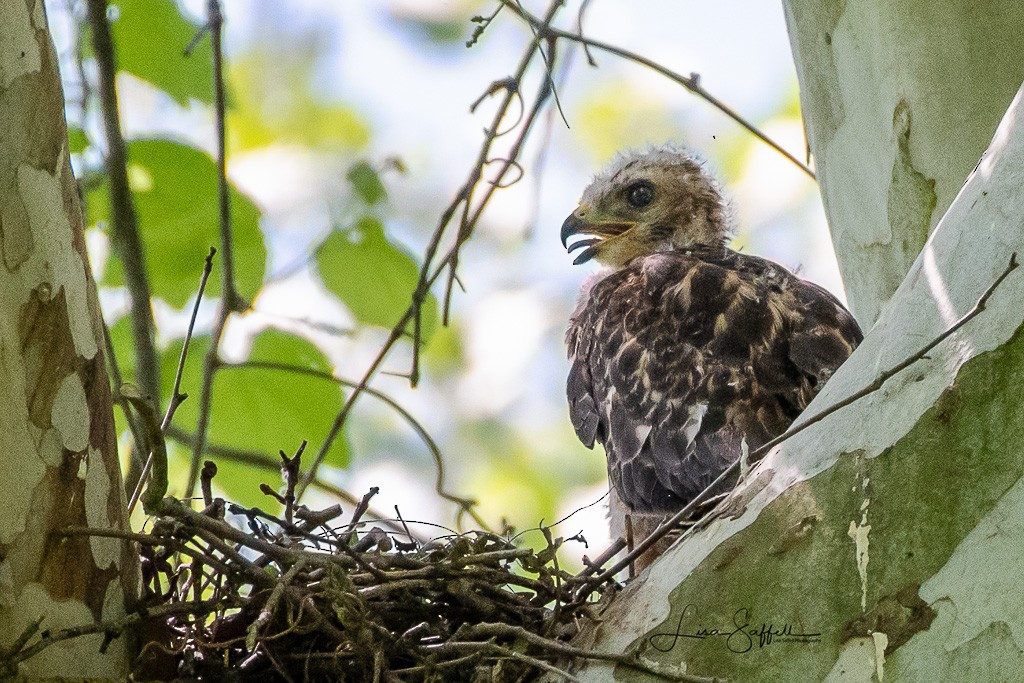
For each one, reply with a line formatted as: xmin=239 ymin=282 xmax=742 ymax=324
xmin=125 ymin=459 xmax=621 ymax=682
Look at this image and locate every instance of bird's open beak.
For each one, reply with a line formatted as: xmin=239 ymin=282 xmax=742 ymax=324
xmin=561 ymin=212 xmax=635 ymax=265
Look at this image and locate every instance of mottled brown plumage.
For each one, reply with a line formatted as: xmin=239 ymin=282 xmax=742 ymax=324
xmin=562 ymin=147 xmax=862 ymax=561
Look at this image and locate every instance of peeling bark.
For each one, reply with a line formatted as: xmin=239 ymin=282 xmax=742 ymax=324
xmin=562 ymin=72 xmax=1024 ymax=683
xmin=0 ymin=0 xmax=137 ymax=678
xmin=782 ymin=0 xmax=1024 ymax=327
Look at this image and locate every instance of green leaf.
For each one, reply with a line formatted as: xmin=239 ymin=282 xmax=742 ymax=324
xmin=316 ymin=217 xmax=437 ymax=340
xmin=162 ymin=330 xmax=348 ymax=507
xmin=89 ymin=139 xmax=266 ymax=308
xmin=347 ymin=161 xmax=386 ymax=206
xmin=108 ymin=0 xmax=213 ymax=106
xmin=67 ymin=126 xmax=89 ymax=155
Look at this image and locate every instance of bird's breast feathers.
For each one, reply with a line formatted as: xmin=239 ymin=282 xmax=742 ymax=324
xmin=566 ymin=247 xmax=862 ymax=513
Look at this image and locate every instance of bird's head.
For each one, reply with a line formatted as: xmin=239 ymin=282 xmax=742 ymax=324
xmin=561 ymin=146 xmax=731 ymax=266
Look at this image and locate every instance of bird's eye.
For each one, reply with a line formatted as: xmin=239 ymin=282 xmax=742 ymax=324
xmin=626 ymin=181 xmax=655 ymax=208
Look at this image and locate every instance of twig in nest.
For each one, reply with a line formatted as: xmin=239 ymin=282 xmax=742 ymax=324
xmin=343 ymin=486 xmax=379 ymax=538
xmin=246 ymin=558 xmax=308 ymax=650
xmin=200 ymin=460 xmax=218 ymax=508
xmin=279 ymin=441 xmax=306 ymax=524
xmin=394 ymin=505 xmax=418 ymax=551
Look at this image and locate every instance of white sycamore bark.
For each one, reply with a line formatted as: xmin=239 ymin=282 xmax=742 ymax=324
xmin=783 ymin=0 xmax=1024 ymax=326
xmin=0 ymin=0 xmax=136 ymax=679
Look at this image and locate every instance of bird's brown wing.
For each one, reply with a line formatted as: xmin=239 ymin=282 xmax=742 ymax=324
xmin=783 ymin=279 xmax=864 ymax=392
xmin=566 ymin=248 xmax=861 ymax=514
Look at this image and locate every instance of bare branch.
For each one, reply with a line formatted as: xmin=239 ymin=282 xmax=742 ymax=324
xmin=186 ymin=0 xmax=243 ymax=497
xmin=296 ymin=0 xmax=569 ymax=499
xmin=84 ymin=0 xmax=161 ymax=407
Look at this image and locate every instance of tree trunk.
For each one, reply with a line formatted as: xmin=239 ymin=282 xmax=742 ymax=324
xmin=784 ymin=0 xmax=1024 ymax=327
xmin=0 ymin=0 xmax=137 ymax=678
xmin=563 ymin=2 xmax=1024 ymax=680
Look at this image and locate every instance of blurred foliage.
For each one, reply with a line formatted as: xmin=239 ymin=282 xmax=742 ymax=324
xmin=387 ymin=0 xmax=486 ymax=46
xmin=109 ymin=317 xmax=138 ymax=476
xmin=714 ymin=127 xmax=756 ymax=183
xmin=421 ymin=320 xmax=466 ymax=377
xmin=462 ymin=420 xmax=606 ymax=525
xmin=226 ymin=44 xmax=370 ymax=152
xmin=713 ymin=84 xmax=804 ymax=182
xmin=108 ymin=315 xmax=137 ymax=386
xmin=346 ymin=160 xmax=388 ymax=206
xmin=393 ymin=15 xmax=466 ymax=44
xmin=103 ymin=0 xmax=213 ymax=106
xmin=316 ymin=216 xmax=439 ymax=341
xmin=574 ymin=78 xmax=683 ymax=162
xmin=160 ymin=330 xmax=349 ymax=507
xmin=88 ymin=139 xmax=266 ymax=307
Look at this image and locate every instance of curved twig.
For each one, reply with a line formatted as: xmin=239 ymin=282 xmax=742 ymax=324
xmin=295 ymin=0 xmax=569 ymax=500
xmin=501 ymin=0 xmax=816 ymax=179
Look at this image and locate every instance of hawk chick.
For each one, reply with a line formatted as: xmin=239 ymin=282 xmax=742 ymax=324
xmin=563 ymin=147 xmax=862 ymax=567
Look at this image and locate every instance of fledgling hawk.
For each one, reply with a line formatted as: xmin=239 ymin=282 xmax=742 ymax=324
xmin=562 ymin=147 xmax=862 ymax=567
